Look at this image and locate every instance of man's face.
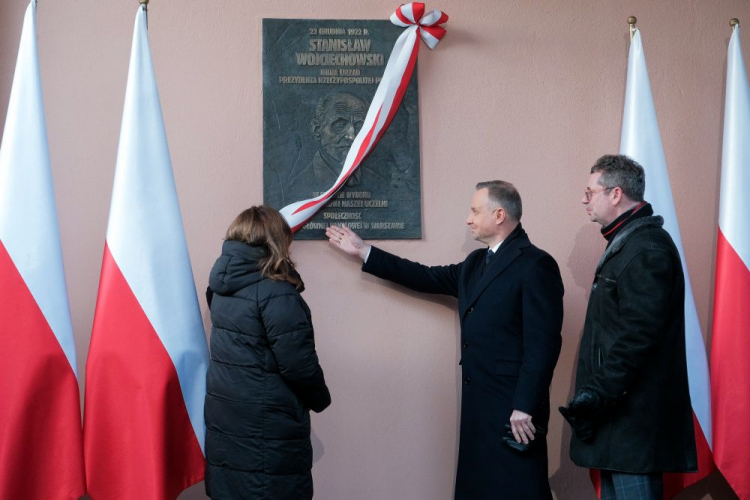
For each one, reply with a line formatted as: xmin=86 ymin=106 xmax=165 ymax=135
xmin=582 ymin=172 xmax=616 ymax=226
xmin=466 ymin=188 xmax=500 ymax=245
xmin=315 ymin=94 xmax=367 ymax=166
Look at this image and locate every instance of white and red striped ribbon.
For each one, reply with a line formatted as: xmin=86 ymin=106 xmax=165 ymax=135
xmin=280 ymin=2 xmax=448 ymax=232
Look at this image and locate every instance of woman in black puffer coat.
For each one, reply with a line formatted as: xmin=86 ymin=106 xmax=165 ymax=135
xmin=204 ymin=206 xmax=331 ymax=500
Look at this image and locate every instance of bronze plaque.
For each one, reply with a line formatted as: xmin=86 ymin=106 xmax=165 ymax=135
xmin=262 ymin=19 xmax=421 ymax=240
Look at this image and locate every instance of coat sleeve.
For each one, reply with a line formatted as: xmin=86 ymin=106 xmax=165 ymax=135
xmin=589 ymin=249 xmax=676 ymax=405
xmin=362 ymin=246 xmax=462 ymax=298
xmin=261 ymin=291 xmax=331 ymax=413
xmin=512 ymin=253 xmax=564 ymax=416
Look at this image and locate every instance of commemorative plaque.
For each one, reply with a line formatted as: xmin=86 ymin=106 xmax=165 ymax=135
xmin=262 ymin=19 xmax=422 ymax=240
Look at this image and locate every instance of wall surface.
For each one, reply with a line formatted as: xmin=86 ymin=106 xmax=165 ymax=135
xmin=1 ymin=1 xmax=748 ymax=499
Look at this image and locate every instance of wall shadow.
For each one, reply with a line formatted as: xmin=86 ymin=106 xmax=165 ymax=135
xmin=566 ymin=223 xmax=603 ymax=295
xmin=549 ymin=339 xmax=597 ymax=500
xmin=548 ymin=223 xmax=603 ymax=499
xmin=312 ymin=426 xmax=325 ymax=464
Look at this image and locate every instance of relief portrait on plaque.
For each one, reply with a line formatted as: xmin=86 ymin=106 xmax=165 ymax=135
xmin=262 ymin=19 xmax=422 ymax=240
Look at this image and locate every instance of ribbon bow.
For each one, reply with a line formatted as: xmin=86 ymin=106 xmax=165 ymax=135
xmin=391 ymin=3 xmax=449 ymax=49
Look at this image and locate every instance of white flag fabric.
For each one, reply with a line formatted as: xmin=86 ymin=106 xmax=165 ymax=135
xmin=0 ymin=1 xmax=85 ymax=498
xmin=83 ymin=5 xmax=209 ymax=499
xmin=619 ymin=28 xmax=714 ymax=496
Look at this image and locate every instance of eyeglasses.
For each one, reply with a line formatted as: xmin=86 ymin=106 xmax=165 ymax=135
xmin=583 ymin=186 xmax=615 ymax=201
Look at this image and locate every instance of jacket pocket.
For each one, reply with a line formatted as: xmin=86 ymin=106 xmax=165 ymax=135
xmin=595 ymin=274 xmax=617 ymax=285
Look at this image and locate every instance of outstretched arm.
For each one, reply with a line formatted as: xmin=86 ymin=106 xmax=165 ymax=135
xmin=326 ymin=224 xmax=461 ymax=297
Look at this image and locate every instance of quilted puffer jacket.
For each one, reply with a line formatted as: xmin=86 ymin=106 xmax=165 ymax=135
xmin=204 ymin=240 xmax=331 ymax=500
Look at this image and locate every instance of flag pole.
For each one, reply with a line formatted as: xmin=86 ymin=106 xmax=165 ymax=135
xmin=628 ymin=16 xmax=637 ymax=40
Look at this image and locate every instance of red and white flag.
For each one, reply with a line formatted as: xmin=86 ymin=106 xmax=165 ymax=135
xmin=604 ymin=27 xmax=714 ymax=498
xmin=0 ymin=2 xmax=85 ymax=499
xmin=83 ymin=5 xmax=209 ymax=499
xmin=711 ymin=23 xmax=750 ymax=500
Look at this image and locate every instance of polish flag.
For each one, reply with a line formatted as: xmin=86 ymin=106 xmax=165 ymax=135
xmin=613 ymin=27 xmax=715 ymax=498
xmin=0 ymin=1 xmax=85 ymax=499
xmin=711 ymin=23 xmax=750 ymax=500
xmin=83 ymin=5 xmax=209 ymax=499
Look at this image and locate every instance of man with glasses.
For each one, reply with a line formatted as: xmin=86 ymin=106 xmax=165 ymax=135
xmin=326 ymin=181 xmax=564 ymax=499
xmin=560 ymin=155 xmax=697 ymax=499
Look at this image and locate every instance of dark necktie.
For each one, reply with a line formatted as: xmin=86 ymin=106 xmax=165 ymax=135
xmin=484 ymin=249 xmax=494 ymax=271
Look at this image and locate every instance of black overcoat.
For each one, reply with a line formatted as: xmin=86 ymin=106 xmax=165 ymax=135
xmin=363 ymin=225 xmax=564 ymax=500
xmin=204 ymin=241 xmax=331 ymax=500
xmin=570 ymin=216 xmax=697 ymax=472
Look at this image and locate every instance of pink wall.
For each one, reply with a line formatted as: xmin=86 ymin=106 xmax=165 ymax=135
xmin=1 ymin=1 xmax=748 ymax=498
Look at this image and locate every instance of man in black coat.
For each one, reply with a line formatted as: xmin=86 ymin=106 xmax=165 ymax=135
xmin=326 ymin=181 xmax=564 ymax=499
xmin=560 ymin=155 xmax=697 ymax=500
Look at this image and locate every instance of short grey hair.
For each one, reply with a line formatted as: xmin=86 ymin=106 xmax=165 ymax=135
xmin=590 ymin=155 xmax=646 ymax=202
xmin=475 ymin=180 xmax=522 ymax=221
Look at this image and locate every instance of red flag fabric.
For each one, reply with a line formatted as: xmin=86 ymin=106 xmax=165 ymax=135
xmin=0 ymin=2 xmax=85 ymax=498
xmin=84 ymin=246 xmax=206 ymax=499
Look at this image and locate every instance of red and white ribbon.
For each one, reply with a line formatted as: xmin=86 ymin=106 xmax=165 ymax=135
xmin=280 ymin=2 xmax=448 ymax=232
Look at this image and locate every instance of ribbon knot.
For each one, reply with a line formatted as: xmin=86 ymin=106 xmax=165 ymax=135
xmin=391 ymin=2 xmax=449 ymax=49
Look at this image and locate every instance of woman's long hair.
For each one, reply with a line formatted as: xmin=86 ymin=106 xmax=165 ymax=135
xmin=225 ymin=206 xmax=302 ymax=290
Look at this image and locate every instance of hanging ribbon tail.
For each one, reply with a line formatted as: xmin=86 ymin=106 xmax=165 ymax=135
xmin=280 ymin=3 xmax=448 ymax=232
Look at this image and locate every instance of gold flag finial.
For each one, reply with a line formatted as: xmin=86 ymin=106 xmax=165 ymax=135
xmin=730 ymin=18 xmax=740 ymax=28
xmin=628 ymin=16 xmax=637 ymax=40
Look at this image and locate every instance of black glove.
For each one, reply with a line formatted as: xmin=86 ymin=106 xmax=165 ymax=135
xmin=566 ymin=388 xmax=602 ymax=417
xmin=559 ymin=406 xmax=596 ymax=442
xmin=559 ymin=388 xmax=602 ymax=442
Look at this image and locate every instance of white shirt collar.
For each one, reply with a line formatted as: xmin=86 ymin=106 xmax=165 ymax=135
xmin=489 ymin=239 xmax=503 ymax=254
